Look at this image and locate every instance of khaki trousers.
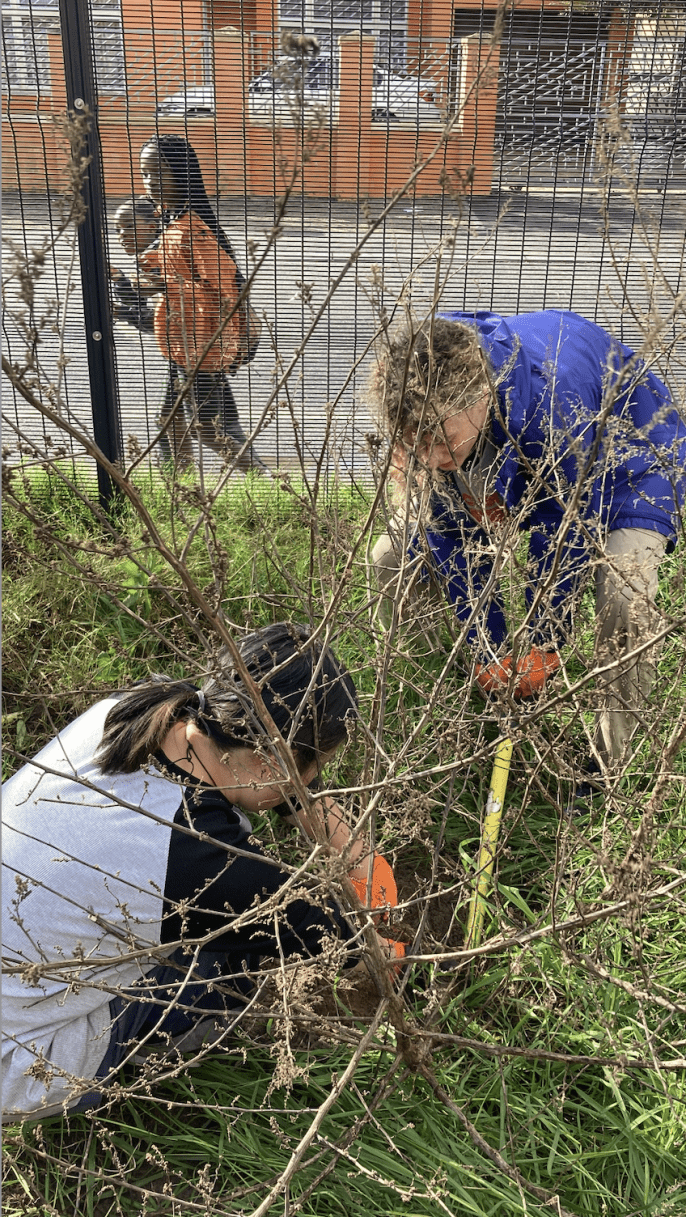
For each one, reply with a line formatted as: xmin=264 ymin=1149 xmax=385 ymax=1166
xmin=371 ymin=526 xmax=667 ymax=768
xmin=594 ymin=527 xmax=666 ymax=768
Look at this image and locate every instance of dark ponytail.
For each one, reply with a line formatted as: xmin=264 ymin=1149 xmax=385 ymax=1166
xmin=96 ymin=624 xmax=358 ymax=777
xmin=96 ymin=678 xmax=199 ymax=775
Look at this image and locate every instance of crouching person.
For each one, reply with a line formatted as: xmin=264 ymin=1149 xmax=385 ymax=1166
xmin=2 ymin=624 xmax=401 ymax=1122
xmin=369 ymin=310 xmax=686 ymax=769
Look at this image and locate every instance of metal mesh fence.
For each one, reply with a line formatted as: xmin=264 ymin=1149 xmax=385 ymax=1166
xmin=3 ymin=0 xmax=686 ymax=486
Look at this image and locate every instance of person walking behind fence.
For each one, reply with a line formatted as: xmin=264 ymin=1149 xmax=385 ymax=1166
xmin=110 ymin=195 xmax=161 ymax=333
xmin=138 ymin=134 xmax=268 ymax=474
xmin=2 ymin=623 xmax=402 ymax=1122
xmin=369 ymin=310 xmax=686 ymax=771
xmin=110 ymin=195 xmax=193 ymax=464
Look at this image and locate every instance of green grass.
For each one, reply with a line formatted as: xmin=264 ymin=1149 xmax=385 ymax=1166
xmin=3 ymin=473 xmax=686 ymax=1217
xmin=4 ymin=1037 xmax=686 ymax=1216
xmin=1 ymin=470 xmax=375 ymax=772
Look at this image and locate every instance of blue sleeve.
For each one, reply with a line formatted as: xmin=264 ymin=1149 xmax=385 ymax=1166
xmin=509 ymin=312 xmax=682 ymax=638
xmin=525 ymin=522 xmax=592 ymax=649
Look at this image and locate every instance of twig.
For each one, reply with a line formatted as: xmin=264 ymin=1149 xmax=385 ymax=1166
xmin=247 ymin=998 xmax=389 ymax=1217
xmin=417 ymin=1062 xmax=579 ymax=1217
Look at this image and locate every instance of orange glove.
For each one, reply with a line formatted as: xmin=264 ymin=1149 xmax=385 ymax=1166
xmin=476 ymin=647 xmax=560 ymax=699
xmin=349 ymin=854 xmax=398 ymax=915
xmin=350 ymin=859 xmax=406 ymax=974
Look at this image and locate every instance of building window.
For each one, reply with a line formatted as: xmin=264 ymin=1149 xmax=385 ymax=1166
xmin=2 ymin=0 xmax=125 ymax=96
xmin=279 ymin=0 xmax=408 ymax=68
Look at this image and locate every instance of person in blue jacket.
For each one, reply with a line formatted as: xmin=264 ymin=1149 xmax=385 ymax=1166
xmin=370 ymin=310 xmax=685 ymax=769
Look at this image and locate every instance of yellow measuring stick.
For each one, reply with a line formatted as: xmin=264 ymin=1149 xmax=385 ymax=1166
xmin=464 ymin=735 xmax=514 ymax=950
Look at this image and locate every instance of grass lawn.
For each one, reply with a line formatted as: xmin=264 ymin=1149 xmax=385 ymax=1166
xmin=3 ymin=472 xmax=686 ymax=1217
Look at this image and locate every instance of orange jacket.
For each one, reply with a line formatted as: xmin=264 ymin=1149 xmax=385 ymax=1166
xmin=141 ymin=211 xmax=242 ymax=373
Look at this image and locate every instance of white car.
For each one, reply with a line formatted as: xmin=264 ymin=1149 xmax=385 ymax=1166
xmin=249 ymin=58 xmax=442 ymax=125
xmin=156 ymin=87 xmax=215 ymax=117
xmin=156 ymin=60 xmax=443 ymax=126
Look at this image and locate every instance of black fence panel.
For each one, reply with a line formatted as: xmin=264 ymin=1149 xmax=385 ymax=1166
xmin=58 ymin=0 xmax=123 ymax=504
xmin=3 ymin=0 xmax=686 ymax=486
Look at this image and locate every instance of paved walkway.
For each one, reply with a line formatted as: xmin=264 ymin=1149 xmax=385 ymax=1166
xmin=3 ymin=188 xmax=685 ymax=482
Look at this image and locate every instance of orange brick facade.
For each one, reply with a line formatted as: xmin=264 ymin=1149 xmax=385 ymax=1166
xmin=2 ymin=0 xmax=631 ymax=201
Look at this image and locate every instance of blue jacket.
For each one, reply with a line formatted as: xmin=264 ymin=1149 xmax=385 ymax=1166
xmin=418 ymin=310 xmax=685 ymax=655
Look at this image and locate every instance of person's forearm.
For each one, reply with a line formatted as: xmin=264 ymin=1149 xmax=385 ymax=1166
xmin=288 ymin=799 xmax=403 ymax=963
xmin=291 ymin=796 xmax=371 ymax=878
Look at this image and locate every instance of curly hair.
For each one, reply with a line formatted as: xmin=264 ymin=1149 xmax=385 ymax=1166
xmin=370 ymin=316 xmax=491 ymax=437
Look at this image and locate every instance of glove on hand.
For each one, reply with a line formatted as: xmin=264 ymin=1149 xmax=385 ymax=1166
xmin=387 ymin=939 xmax=406 ymax=971
xmin=476 ymin=647 xmax=560 ymax=699
xmin=350 ymin=858 xmax=405 ymax=973
xmin=349 ymin=854 xmax=398 ymax=916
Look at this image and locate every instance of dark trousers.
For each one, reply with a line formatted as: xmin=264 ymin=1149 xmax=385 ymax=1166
xmin=158 ymin=366 xmax=268 ymax=472
xmin=74 ymin=948 xmax=256 ymax=1110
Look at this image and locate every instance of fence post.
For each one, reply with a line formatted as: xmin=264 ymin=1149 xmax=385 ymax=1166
xmin=58 ymin=0 xmax=123 ymax=507
xmin=459 ymin=32 xmax=500 ymax=195
xmin=336 ymin=34 xmax=375 ymax=201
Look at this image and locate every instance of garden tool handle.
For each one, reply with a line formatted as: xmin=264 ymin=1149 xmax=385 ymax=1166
xmin=464 ymin=735 xmax=514 ymax=950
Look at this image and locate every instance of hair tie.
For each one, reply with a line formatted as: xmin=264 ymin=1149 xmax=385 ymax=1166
xmin=193 ymin=687 xmax=228 ymax=746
